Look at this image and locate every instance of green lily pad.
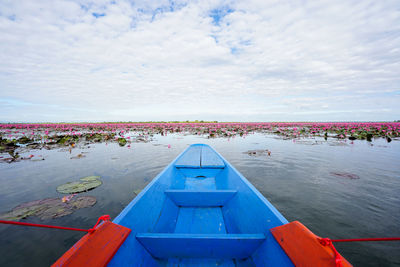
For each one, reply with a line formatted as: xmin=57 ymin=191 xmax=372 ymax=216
xmin=17 ymin=136 xmax=33 ymax=144
xmin=80 ymin=175 xmax=101 ymax=182
xmin=57 ymin=176 xmax=102 ymax=194
xmin=0 ymin=196 xmax=96 ymax=221
xmin=118 ymin=138 xmax=127 ymax=146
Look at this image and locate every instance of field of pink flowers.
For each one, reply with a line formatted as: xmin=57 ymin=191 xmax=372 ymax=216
xmin=1 ymin=122 xmax=399 ymax=159
xmin=1 ymin=122 xmax=399 ymax=138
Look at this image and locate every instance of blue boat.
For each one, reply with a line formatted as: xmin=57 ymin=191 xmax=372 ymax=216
xmin=54 ymin=144 xmax=351 ymax=267
xmin=107 ymin=143 xmax=292 ymax=266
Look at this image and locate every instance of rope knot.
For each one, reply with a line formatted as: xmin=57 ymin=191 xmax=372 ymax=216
xmin=98 ymin=215 xmax=111 ymax=221
xmin=88 ymin=215 xmax=111 ymax=233
xmin=318 ymin=238 xmax=342 ymax=267
xmin=319 ymin=237 xmax=332 ymax=246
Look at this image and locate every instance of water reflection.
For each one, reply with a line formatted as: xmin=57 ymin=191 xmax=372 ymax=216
xmin=0 ymin=133 xmax=399 ymax=266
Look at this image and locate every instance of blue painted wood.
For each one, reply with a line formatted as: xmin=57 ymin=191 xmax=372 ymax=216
xmin=176 ymin=168 xmax=223 ymax=179
xmin=185 ymin=177 xmax=216 ymax=190
xmin=175 ymin=145 xmax=201 ymax=168
xmin=153 ymin=197 xmax=180 ymax=233
xmin=166 ymin=258 xmax=255 ymax=266
xmin=201 ymin=145 xmax=225 ymax=168
xmin=167 ymin=258 xmax=236 ymax=267
xmin=165 ymin=190 xmax=237 ymax=207
xmin=174 ymin=207 xmax=226 ymax=234
xmin=104 ymin=144 xmax=294 ymax=267
xmin=136 ymin=233 xmax=266 ymax=259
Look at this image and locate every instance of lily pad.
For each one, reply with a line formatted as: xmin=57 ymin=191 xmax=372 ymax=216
xmin=0 ymin=196 xmax=96 ymax=221
xmin=80 ymin=175 xmax=101 ymax=182
xmin=118 ymin=138 xmax=127 ymax=146
xmin=17 ymin=136 xmax=33 ymax=144
xmin=57 ymin=176 xmax=102 ymax=194
xmin=70 ymin=153 xmax=86 ymax=159
xmin=243 ymin=149 xmax=271 ymax=157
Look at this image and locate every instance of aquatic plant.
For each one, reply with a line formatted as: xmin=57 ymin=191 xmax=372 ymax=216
xmin=243 ymin=149 xmax=271 ymax=157
xmin=0 ymin=122 xmax=398 ymax=157
xmin=330 ymin=172 xmax=360 ymax=179
xmin=118 ymin=137 xmax=127 ymax=146
xmin=56 ymin=176 xmax=102 ymax=194
xmin=0 ymin=196 xmax=96 ymax=221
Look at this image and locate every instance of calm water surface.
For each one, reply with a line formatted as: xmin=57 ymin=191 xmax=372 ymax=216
xmin=0 ymin=133 xmax=399 ymax=266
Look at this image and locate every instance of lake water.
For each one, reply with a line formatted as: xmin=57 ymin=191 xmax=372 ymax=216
xmin=0 ymin=133 xmax=399 ymax=266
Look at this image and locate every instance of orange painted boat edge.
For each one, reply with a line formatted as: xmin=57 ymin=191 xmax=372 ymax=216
xmin=270 ymin=221 xmax=352 ymax=267
xmin=52 ymin=221 xmax=131 ymax=267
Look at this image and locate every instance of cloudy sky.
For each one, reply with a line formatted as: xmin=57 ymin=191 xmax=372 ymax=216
xmin=0 ymin=0 xmax=399 ymax=122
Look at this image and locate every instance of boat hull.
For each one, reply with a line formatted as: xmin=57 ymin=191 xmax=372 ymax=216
xmin=108 ymin=144 xmax=293 ymax=266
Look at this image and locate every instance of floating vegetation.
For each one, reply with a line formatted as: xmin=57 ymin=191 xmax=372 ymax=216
xmin=133 ymin=189 xmax=142 ymax=196
xmin=30 ymin=157 xmax=45 ymax=162
xmin=61 ymin=194 xmax=77 ymax=203
xmin=0 ymin=196 xmax=96 ymax=221
xmin=293 ymin=140 xmax=323 ymax=145
xmin=0 ymin=151 xmax=43 ymax=163
xmin=0 ymin=122 xmax=399 ymax=163
xmin=118 ymin=138 xmax=127 ymax=146
xmin=134 ymin=136 xmax=150 ymax=143
xmin=0 ymin=137 xmax=18 ymax=153
xmin=327 ymin=141 xmax=349 ymax=147
xmin=17 ymin=136 xmax=33 ymax=144
xmin=70 ymin=153 xmax=86 ymax=159
xmin=56 ymin=176 xmax=102 ymax=194
xmin=244 ymin=149 xmax=271 ymax=157
xmin=330 ymin=172 xmax=360 ymax=179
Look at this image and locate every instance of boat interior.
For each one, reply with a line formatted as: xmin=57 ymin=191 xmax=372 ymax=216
xmin=108 ymin=144 xmax=293 ymax=266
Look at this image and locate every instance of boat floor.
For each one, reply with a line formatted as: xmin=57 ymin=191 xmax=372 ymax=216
xmin=136 ymin=173 xmax=259 ymax=266
xmin=175 ymin=176 xmax=225 ymax=234
xmin=166 ymin=258 xmax=254 ymax=267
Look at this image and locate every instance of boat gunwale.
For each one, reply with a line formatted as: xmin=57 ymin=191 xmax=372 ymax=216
xmin=210 ymin=146 xmax=289 ymax=225
xmin=112 ymin=144 xmax=191 ymax=224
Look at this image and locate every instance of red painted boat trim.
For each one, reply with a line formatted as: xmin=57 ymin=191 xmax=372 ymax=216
xmin=271 ymin=221 xmax=352 ymax=267
xmin=52 ymin=221 xmax=131 ymax=267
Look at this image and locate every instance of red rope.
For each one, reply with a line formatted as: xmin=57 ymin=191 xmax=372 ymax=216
xmin=319 ymin=238 xmax=342 ymax=267
xmin=0 ymin=215 xmax=110 ymax=233
xmin=331 ymin=237 xmax=400 ymax=242
xmin=87 ymin=215 xmax=111 ymax=233
xmin=319 ymin=236 xmax=400 ymax=267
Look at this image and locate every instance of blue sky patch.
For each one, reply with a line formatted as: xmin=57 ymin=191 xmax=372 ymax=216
xmin=80 ymin=4 xmax=89 ymax=11
xmin=92 ymin=12 xmax=106 ymax=18
xmin=209 ymin=6 xmax=234 ymax=25
xmin=230 ymin=47 xmax=239 ymax=54
xmin=210 ymin=34 xmax=219 ymax=43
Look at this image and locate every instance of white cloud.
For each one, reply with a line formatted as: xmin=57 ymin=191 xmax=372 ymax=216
xmin=0 ymin=0 xmax=399 ymax=122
